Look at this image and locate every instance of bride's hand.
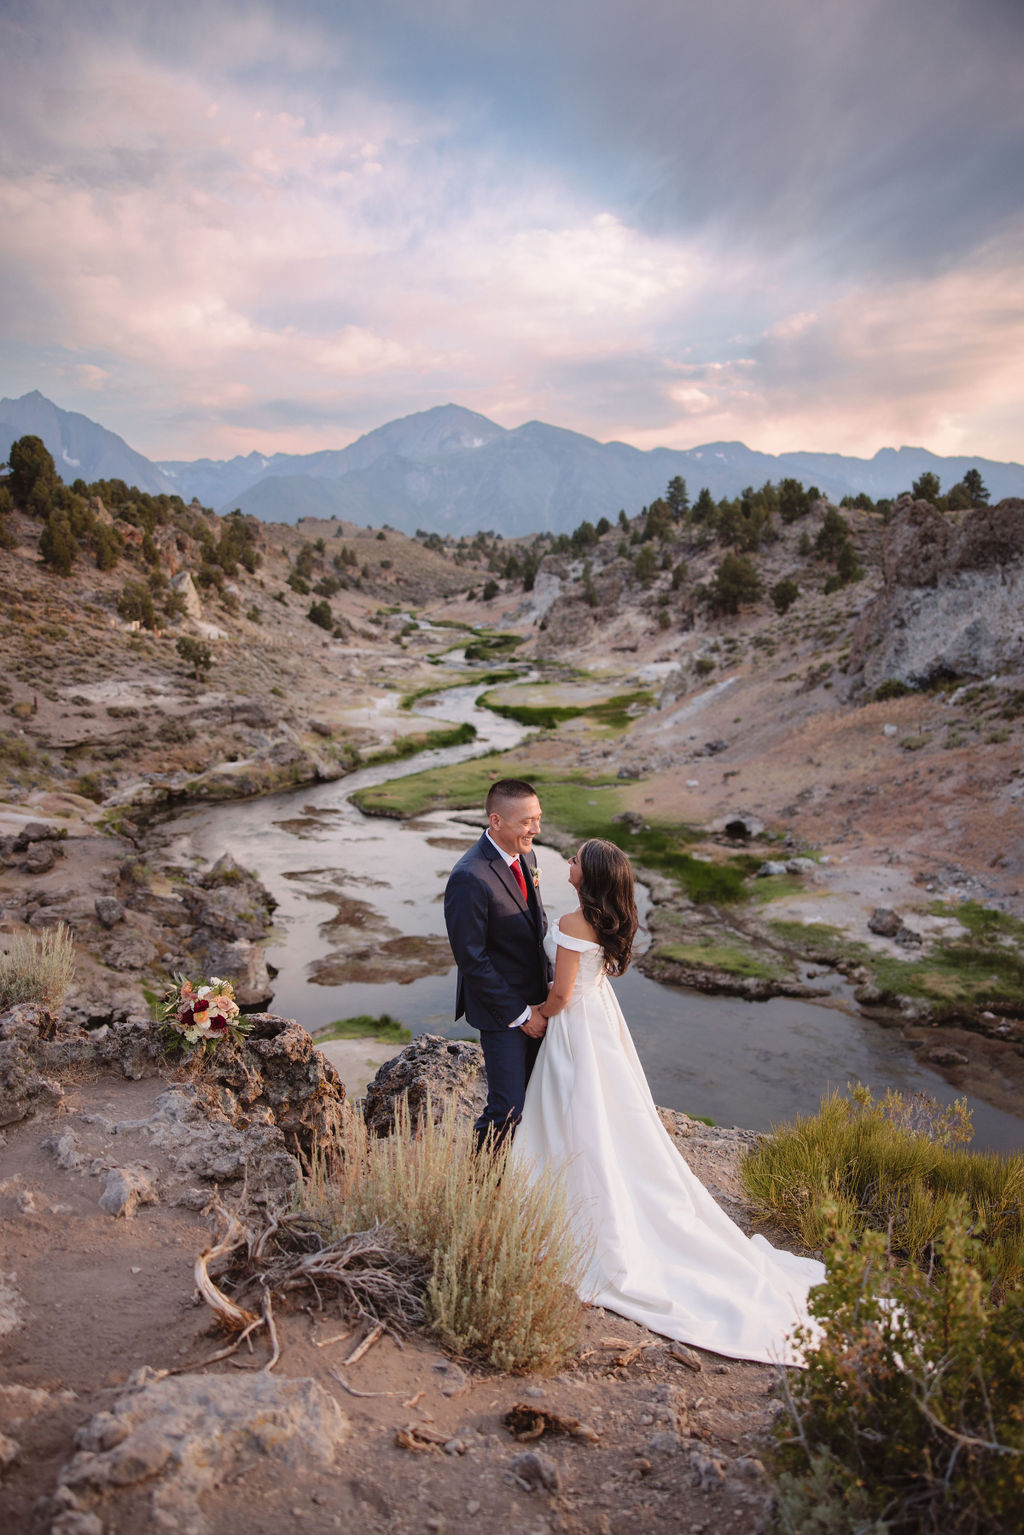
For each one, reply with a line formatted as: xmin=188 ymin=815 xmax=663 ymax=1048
xmin=521 ymin=1006 xmax=548 ymax=1039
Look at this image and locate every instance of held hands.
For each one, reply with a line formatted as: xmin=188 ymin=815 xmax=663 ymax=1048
xmin=521 ymin=1005 xmax=548 ymax=1039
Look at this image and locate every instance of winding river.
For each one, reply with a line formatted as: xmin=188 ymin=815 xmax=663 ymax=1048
xmin=155 ymin=680 xmax=1024 ymax=1152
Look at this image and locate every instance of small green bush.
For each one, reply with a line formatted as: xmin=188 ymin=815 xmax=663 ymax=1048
xmin=176 ymin=636 xmax=212 ymax=680
xmin=772 ymin=1215 xmax=1024 ymax=1534
xmin=873 ymin=678 xmax=914 ymax=701
xmin=117 ymin=580 xmax=156 ymax=629
xmin=73 ymin=772 xmax=105 ymax=803
xmin=770 ymin=577 xmax=800 ymax=614
xmin=0 ymin=922 xmax=75 ymax=1009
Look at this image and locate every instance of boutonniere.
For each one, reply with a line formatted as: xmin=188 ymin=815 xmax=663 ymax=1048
xmin=530 ymin=864 xmax=541 ymax=888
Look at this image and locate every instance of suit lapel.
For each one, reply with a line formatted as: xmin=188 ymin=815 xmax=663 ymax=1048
xmin=483 ymin=836 xmax=531 ymax=911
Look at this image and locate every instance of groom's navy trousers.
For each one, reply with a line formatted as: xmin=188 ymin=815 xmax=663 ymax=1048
xmin=443 ymin=832 xmax=552 ymax=1150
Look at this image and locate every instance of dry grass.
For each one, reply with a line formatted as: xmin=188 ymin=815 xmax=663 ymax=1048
xmin=299 ymin=1095 xmax=592 ymax=1373
xmin=0 ymin=922 xmax=76 ymax=1010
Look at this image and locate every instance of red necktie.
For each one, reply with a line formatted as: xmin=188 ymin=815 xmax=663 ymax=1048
xmin=510 ymin=857 xmax=528 ymax=900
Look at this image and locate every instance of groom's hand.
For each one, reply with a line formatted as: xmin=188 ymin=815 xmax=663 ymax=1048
xmin=521 ymin=1007 xmax=548 ymax=1039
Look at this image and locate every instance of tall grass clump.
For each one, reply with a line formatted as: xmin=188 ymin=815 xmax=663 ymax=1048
xmin=299 ymin=1095 xmax=591 ymax=1373
xmin=0 ymin=922 xmax=75 ymax=1010
xmin=741 ymin=1085 xmax=1024 ymax=1291
xmin=771 ymin=1215 xmax=1024 ymax=1535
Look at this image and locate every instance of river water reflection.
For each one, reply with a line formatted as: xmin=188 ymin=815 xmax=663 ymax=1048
xmin=156 ymin=688 xmax=1023 ymax=1152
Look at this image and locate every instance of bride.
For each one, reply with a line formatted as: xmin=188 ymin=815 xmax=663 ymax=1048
xmin=514 ymin=838 xmax=825 ymax=1367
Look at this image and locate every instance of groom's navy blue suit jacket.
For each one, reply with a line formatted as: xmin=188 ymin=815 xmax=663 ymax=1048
xmin=443 ymin=833 xmax=551 ymax=1032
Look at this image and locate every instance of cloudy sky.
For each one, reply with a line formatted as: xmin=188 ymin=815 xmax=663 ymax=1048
xmin=1 ymin=0 xmax=1022 ymax=462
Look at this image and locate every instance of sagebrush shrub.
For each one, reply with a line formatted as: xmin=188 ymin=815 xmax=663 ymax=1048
xmin=0 ymin=922 xmax=75 ymax=1010
xmin=299 ymin=1094 xmax=591 ymax=1373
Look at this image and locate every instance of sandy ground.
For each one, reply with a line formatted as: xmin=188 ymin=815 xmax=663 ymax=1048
xmin=0 ymin=1071 xmax=787 ymax=1535
xmin=316 ymin=1038 xmax=404 ymax=1098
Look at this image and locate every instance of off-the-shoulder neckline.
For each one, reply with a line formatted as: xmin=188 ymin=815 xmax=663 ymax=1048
xmin=555 ymin=917 xmax=600 ymax=949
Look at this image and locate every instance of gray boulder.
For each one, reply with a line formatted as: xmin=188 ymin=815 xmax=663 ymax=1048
xmin=97 ymin=1166 xmax=158 ymax=1218
xmin=94 ymin=896 xmax=126 ymax=929
xmin=868 ymin=908 xmax=902 ymax=938
xmin=363 ymin=1034 xmax=485 ymax=1136
xmin=19 ymin=843 xmax=57 ymax=875
xmin=12 ymin=821 xmax=59 ymax=850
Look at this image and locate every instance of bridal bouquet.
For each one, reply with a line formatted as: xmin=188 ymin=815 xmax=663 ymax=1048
xmin=159 ymin=974 xmax=252 ymax=1053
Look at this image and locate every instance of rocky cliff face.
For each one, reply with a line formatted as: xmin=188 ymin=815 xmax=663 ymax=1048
xmin=848 ymin=498 xmax=1024 ymax=692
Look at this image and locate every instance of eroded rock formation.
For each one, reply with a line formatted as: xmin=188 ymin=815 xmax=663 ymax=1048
xmin=848 ymin=497 xmax=1024 ymax=692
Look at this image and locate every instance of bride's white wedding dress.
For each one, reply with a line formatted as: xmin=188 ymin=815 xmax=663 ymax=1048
xmin=514 ymin=923 xmax=826 ymax=1366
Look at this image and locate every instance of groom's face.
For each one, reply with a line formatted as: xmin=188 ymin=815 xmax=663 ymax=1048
xmin=489 ymin=794 xmax=542 ymax=858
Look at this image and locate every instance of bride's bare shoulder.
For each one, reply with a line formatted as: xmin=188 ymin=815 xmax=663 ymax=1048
xmin=559 ymin=909 xmax=599 ymax=944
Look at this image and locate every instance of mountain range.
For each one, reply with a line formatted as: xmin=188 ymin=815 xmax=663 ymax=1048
xmin=2 ymin=389 xmax=1022 ymax=536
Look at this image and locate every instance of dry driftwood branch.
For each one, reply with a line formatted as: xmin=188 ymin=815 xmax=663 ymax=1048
xmin=343 ymin=1323 xmax=384 ymax=1366
xmin=329 ymin=1366 xmax=401 ymax=1399
xmin=261 ymin=1290 xmax=281 ymax=1372
xmin=194 ymin=1204 xmax=261 ymax=1332
xmin=314 ymin=1328 xmax=355 ymax=1350
xmin=166 ymin=1313 xmax=267 ymax=1376
xmin=395 ymin=1423 xmax=449 ymax=1452
xmin=505 ymin=1403 xmax=600 ymax=1443
xmin=193 ymin=1202 xmax=428 ymax=1372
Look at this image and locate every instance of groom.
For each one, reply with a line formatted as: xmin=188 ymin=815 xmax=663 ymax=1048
xmin=444 ymin=778 xmax=552 ymax=1152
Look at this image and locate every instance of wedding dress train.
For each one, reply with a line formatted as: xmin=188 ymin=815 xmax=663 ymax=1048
xmin=514 ymin=925 xmax=825 ymax=1366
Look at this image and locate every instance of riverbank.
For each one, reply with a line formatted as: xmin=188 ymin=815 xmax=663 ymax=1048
xmin=5 ymin=721 xmax=1024 ymax=1139
xmin=3 ymin=501 xmax=1022 ymax=1138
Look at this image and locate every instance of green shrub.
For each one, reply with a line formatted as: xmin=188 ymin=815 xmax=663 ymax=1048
xmin=300 ymin=1095 xmax=590 ymax=1372
xmin=73 ymin=772 xmax=105 ymax=803
xmin=365 ymin=722 xmax=476 ymax=764
xmin=770 ymin=577 xmax=800 ymax=614
xmin=176 ymin=636 xmax=212 ymax=680
xmin=742 ymin=1085 xmax=1024 ymax=1289
xmin=0 ymin=922 xmax=75 ymax=1009
xmin=772 ymin=1215 xmax=1024 ymax=1534
xmin=117 ymin=580 xmax=156 ymax=629
xmin=39 ymin=512 xmax=77 ymax=575
xmin=873 ymin=678 xmax=914 ymax=701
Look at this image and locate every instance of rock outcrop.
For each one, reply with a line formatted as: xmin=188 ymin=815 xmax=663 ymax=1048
xmin=0 ymin=1005 xmax=344 ymax=1162
xmin=0 ymin=1005 xmax=66 ymax=1127
xmin=362 ymin=1033 xmax=486 ymax=1135
xmin=52 ymin=1369 xmax=348 ymax=1535
xmin=848 ymin=497 xmax=1024 ymax=692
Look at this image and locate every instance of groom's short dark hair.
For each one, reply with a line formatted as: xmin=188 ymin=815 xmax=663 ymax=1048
xmin=486 ymin=778 xmax=537 ymax=815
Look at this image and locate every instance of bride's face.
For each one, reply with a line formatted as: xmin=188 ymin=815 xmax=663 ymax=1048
xmin=568 ymin=851 xmax=583 ymax=890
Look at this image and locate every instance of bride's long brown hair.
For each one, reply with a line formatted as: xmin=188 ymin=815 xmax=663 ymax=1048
xmin=577 ymin=839 xmax=638 ymax=977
